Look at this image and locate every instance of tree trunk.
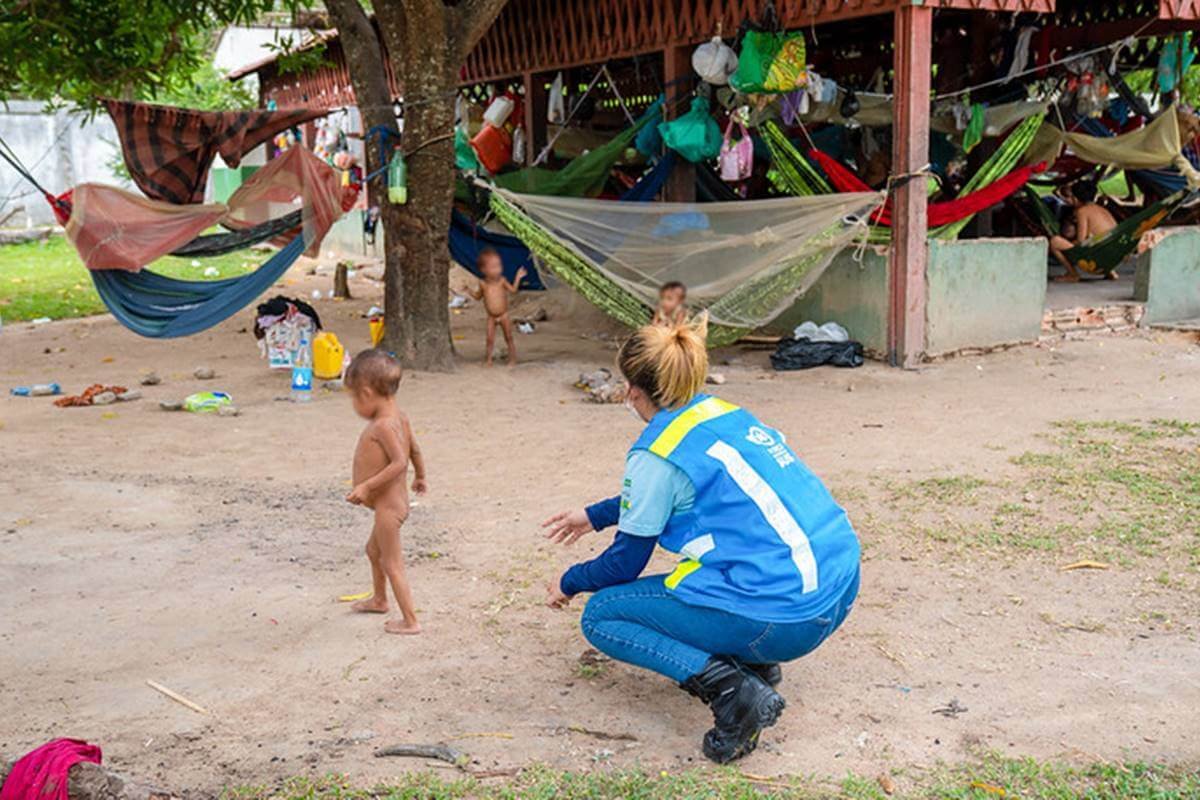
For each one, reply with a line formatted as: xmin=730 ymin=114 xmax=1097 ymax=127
xmin=328 ymin=0 xmax=511 ymax=372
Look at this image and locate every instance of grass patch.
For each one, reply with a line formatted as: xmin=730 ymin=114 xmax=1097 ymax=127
xmin=871 ymin=420 xmax=1200 ymax=579
xmin=0 ymin=234 xmax=265 ymax=322
xmin=223 ymin=756 xmax=1200 ymax=799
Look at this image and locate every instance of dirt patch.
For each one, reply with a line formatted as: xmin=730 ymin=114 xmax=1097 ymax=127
xmin=0 ymin=262 xmax=1198 ymax=791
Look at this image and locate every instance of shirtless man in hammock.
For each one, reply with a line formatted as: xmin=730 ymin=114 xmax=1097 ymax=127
xmin=1049 ymin=181 xmax=1119 ymax=282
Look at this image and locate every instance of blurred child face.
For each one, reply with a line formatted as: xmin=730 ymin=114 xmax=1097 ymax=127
xmin=480 ymin=255 xmax=503 ymax=279
xmin=659 ymin=286 xmax=686 ymax=314
xmin=350 ymin=385 xmax=381 ymax=419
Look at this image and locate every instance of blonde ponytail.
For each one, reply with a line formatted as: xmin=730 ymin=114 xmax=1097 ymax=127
xmin=618 ymin=312 xmax=709 ymax=409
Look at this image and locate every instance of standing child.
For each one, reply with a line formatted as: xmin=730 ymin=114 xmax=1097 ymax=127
xmin=469 ymin=248 xmax=527 ymax=366
xmin=344 ymin=348 xmax=428 ymax=635
xmin=652 ymin=281 xmax=688 ymax=327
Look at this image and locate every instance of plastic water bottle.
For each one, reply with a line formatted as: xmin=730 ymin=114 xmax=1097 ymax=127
xmin=291 ymin=329 xmax=313 ymax=403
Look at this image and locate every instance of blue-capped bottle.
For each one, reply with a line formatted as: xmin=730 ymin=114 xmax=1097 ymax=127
xmin=291 ymin=328 xmax=314 ymax=403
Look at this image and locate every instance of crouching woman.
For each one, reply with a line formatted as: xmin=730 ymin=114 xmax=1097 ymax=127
xmin=543 ymin=317 xmax=860 ymax=763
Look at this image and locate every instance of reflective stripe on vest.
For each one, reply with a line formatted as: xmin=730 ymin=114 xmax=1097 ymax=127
xmin=648 ymin=396 xmax=739 ymax=458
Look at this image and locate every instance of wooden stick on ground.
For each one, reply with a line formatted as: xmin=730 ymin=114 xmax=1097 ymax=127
xmin=145 ymin=680 xmax=208 ymax=714
xmin=373 ymin=743 xmax=467 ymax=767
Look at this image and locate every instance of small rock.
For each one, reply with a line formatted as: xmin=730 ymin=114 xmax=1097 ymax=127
xmin=847 ymin=384 xmax=855 ymax=392
xmin=217 ymin=405 xmax=241 ymax=417
xmin=159 ymin=400 xmax=184 ymax=411
xmin=323 ymin=380 xmax=344 ymax=391
xmin=140 ymin=371 xmax=161 ymax=386
xmin=117 ymin=389 xmax=142 ymax=402
xmin=705 ymin=372 xmax=726 ymax=385
xmin=194 ymin=367 xmax=215 ymax=380
xmin=877 ymin=775 xmax=896 ymax=795
xmin=91 ymin=391 xmax=117 ymax=406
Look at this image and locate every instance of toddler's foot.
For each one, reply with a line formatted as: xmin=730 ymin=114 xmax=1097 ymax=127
xmin=352 ymin=596 xmax=388 ymax=614
xmin=384 ymin=618 xmax=422 ymax=635
xmin=507 ymin=355 xmax=517 ymax=366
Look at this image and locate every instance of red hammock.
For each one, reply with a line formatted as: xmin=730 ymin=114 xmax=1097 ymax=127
xmin=808 ymin=149 xmax=1048 ymax=227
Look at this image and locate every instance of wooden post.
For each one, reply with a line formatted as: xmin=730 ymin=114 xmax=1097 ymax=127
xmin=523 ymin=70 xmax=548 ymax=166
xmin=887 ymin=4 xmax=932 ymax=368
xmin=662 ymin=44 xmax=696 ymax=203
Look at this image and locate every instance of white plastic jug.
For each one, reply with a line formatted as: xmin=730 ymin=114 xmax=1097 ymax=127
xmin=484 ymin=96 xmax=515 ymax=128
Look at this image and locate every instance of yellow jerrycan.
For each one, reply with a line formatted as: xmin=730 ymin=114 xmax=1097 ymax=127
xmin=312 ymin=332 xmax=346 ymax=380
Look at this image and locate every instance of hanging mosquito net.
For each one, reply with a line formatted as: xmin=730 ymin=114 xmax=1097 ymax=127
xmin=489 ymin=187 xmax=879 ymax=334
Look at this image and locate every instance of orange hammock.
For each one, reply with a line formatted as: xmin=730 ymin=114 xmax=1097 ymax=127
xmin=807 ymin=149 xmax=1047 ymax=227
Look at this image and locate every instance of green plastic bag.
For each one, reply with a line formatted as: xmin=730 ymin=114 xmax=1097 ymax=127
xmin=184 ymin=391 xmax=233 ymax=413
xmin=730 ymin=30 xmax=807 ymax=94
xmin=658 ymin=96 xmax=722 ymax=163
xmin=454 ymin=127 xmax=479 ymax=171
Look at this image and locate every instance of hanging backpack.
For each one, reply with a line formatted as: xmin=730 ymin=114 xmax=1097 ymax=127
xmin=658 ymin=95 xmax=723 ymax=163
xmin=718 ymin=118 xmax=753 ymax=181
xmin=730 ymin=29 xmax=807 ymax=94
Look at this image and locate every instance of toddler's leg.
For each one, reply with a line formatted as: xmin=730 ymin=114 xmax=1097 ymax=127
xmin=484 ymin=316 xmax=497 ymax=366
xmin=375 ymin=510 xmax=421 ymax=635
xmin=500 ymin=314 xmax=517 ymax=365
xmin=352 ymin=531 xmax=389 ymax=613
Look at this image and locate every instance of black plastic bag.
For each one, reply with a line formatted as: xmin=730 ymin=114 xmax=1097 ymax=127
xmin=770 ymin=337 xmax=864 ymax=370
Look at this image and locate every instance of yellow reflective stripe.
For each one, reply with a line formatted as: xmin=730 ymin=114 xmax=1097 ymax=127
xmin=648 ymin=397 xmax=739 ymax=458
xmin=664 ymin=559 xmax=702 ymax=589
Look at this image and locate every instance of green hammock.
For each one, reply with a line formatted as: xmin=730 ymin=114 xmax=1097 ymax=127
xmin=1020 ymin=187 xmax=1191 ymax=275
xmin=765 ymin=113 xmax=1045 ymax=243
xmin=491 ymin=117 xmax=648 ymax=198
xmin=489 ymin=190 xmax=858 ymax=348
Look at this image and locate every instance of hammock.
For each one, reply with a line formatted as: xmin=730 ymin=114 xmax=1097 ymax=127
xmin=489 ymin=187 xmax=878 ymax=347
xmin=762 ymin=122 xmax=833 ymax=196
xmin=808 ymin=149 xmax=1047 ymax=226
xmin=91 ymin=234 xmax=308 ymax=338
xmin=766 ymin=113 xmax=1045 ymax=242
xmin=491 ymin=116 xmax=648 ymax=198
xmin=449 ymin=152 xmax=678 ymax=290
xmin=1019 ymin=188 xmax=1191 ymax=275
xmin=171 ymin=210 xmax=302 ymax=257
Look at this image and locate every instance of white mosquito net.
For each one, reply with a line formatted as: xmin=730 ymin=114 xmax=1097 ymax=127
xmin=490 ymin=188 xmax=879 ymax=331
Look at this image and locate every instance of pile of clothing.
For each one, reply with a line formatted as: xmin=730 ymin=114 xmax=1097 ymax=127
xmin=253 ymin=296 xmax=323 ymax=370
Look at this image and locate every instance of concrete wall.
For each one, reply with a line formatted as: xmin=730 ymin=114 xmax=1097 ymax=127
xmin=775 ymin=237 xmax=1047 ymax=358
xmin=1134 ymin=227 xmax=1200 ymax=325
xmin=925 ymin=237 xmax=1047 ymax=356
xmin=0 ymin=101 xmax=126 ymax=226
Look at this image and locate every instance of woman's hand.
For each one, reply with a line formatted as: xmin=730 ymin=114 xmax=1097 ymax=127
xmin=545 ymin=582 xmax=573 ymax=609
xmin=542 ymin=508 xmax=594 ymax=545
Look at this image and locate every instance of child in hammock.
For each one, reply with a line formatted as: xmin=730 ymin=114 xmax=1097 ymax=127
xmin=470 ymin=248 xmax=527 ymax=366
xmin=652 ymin=281 xmax=689 ymax=327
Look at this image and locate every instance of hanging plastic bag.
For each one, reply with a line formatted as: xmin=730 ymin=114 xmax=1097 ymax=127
xmin=512 ymin=126 xmax=527 ymax=164
xmin=484 ymin=95 xmax=515 ymax=128
xmin=718 ymin=118 xmax=753 ymax=181
xmin=635 ymin=100 xmax=664 ymax=156
xmin=692 ymin=36 xmax=739 ymax=86
xmin=455 ymin=127 xmax=479 ymax=171
xmin=548 ymin=72 xmax=566 ymax=124
xmin=658 ymin=95 xmax=722 ymax=163
xmin=730 ymin=30 xmax=807 ymax=94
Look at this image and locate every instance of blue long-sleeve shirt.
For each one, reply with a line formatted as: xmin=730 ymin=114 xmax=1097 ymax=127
xmin=559 ymin=496 xmax=654 ymax=596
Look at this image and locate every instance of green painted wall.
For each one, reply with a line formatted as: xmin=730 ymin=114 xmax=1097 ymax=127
xmin=925 ymin=237 xmax=1047 ymax=355
xmin=772 ymin=247 xmax=890 ymax=354
xmin=1133 ymin=227 xmax=1200 ymax=325
xmin=773 ymin=238 xmax=1047 ymax=358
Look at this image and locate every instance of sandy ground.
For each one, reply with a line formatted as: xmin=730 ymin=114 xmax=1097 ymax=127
xmin=1 ymin=263 xmax=1198 ymax=793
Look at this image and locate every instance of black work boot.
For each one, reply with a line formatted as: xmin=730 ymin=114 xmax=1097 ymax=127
xmin=741 ymin=662 xmax=783 ymax=687
xmin=679 ymin=656 xmax=786 ymax=763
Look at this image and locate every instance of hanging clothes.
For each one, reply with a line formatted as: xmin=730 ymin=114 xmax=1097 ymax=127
xmin=962 ymin=104 xmax=987 ymax=154
xmin=547 ymin=72 xmax=566 ymax=124
xmin=1006 ymin=27 xmax=1037 ymax=82
xmin=104 ymin=99 xmax=325 ymax=204
xmin=1157 ymin=33 xmax=1195 ymax=94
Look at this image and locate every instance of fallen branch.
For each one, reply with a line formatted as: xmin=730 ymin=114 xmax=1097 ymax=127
xmin=566 ymin=725 xmax=638 ymax=742
xmin=373 ymin=743 xmax=467 ymax=767
xmin=1060 ymin=560 xmax=1109 ymax=572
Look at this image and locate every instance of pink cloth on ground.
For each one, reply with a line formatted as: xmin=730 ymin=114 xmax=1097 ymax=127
xmin=0 ymin=738 xmax=102 ymax=800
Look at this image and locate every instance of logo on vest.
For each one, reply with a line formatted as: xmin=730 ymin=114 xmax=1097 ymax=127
xmin=746 ymin=426 xmax=795 ymax=468
xmin=746 ymin=426 xmax=776 ymax=447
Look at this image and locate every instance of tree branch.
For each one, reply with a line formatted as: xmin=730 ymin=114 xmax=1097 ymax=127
xmin=451 ymin=0 xmax=511 ymax=62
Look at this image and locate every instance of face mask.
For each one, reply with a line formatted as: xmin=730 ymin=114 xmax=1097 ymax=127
xmin=624 ymin=395 xmax=644 ymax=422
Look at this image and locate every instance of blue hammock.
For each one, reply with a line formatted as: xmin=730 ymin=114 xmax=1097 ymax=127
xmin=1076 ymin=116 xmax=1199 ymax=198
xmin=90 ymin=234 xmax=307 ymax=339
xmin=448 ymin=152 xmax=677 ymax=290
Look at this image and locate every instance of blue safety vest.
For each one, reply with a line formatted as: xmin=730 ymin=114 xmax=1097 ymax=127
xmin=630 ymin=394 xmax=860 ymax=623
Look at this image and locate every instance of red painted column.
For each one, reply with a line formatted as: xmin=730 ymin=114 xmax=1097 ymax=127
xmin=888 ymin=4 xmax=932 ymax=367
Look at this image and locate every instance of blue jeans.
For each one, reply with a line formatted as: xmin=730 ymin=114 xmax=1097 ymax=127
xmin=579 ymin=570 xmax=859 ymax=683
